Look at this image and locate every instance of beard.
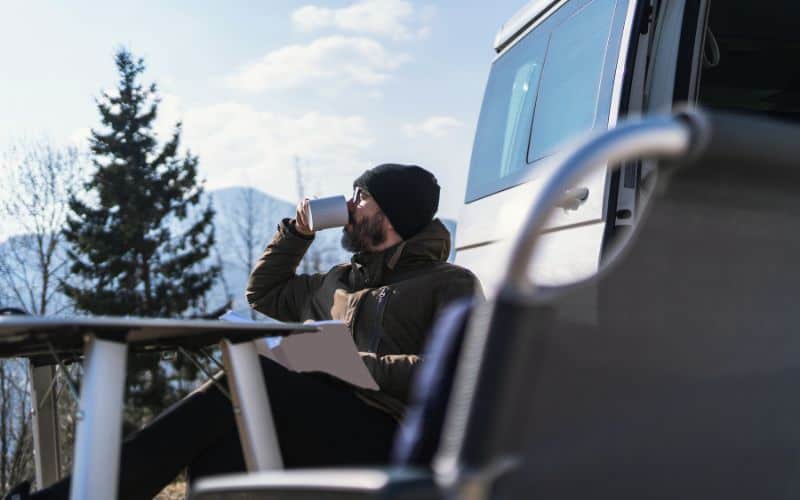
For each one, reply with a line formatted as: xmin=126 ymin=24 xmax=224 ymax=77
xmin=341 ymin=212 xmax=388 ymax=253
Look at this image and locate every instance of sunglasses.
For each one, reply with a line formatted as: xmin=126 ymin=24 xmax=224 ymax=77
xmin=351 ymin=187 xmax=371 ymax=204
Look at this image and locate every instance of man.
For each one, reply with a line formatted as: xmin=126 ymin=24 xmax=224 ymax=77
xmin=248 ymin=163 xmax=481 ymax=419
xmin=17 ymin=164 xmax=480 ymax=500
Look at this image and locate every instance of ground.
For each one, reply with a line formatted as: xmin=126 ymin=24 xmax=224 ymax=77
xmin=155 ymin=480 xmax=186 ymax=499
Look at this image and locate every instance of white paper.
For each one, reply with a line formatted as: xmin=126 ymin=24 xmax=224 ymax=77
xmin=219 ymin=310 xmax=379 ymax=390
xmin=219 ymin=310 xmax=284 ymax=348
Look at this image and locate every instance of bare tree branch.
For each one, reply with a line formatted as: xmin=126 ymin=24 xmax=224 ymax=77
xmin=0 ymin=140 xmax=85 ymax=315
xmin=230 ymin=188 xmax=276 ymax=318
xmin=0 ymin=359 xmax=34 ymax=492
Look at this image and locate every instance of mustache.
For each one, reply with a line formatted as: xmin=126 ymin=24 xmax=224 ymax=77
xmin=341 ymin=211 xmax=387 ymax=252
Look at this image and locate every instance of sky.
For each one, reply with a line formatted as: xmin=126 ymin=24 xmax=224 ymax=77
xmin=0 ymin=0 xmax=527 ymax=231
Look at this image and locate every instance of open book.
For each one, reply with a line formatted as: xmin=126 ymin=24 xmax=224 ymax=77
xmin=220 ymin=310 xmax=379 ymax=391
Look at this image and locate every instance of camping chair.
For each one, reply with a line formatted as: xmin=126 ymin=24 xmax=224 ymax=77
xmin=191 ymin=107 xmax=800 ymax=499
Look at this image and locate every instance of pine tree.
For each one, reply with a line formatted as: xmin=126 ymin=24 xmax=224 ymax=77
xmin=62 ymin=48 xmax=219 ymax=423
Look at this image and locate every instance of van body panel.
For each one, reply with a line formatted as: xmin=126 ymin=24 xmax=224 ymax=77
xmin=646 ymin=1 xmax=689 ymax=112
xmin=457 ymin=221 xmax=605 ymax=293
xmin=455 ymin=156 xmax=607 ymax=258
xmin=644 ymin=0 xmax=709 ymax=111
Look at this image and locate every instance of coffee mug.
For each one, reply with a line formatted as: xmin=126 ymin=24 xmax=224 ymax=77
xmin=308 ymin=195 xmax=349 ymax=231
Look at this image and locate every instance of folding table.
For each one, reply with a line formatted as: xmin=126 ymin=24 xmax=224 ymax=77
xmin=0 ymin=316 xmax=316 ymax=500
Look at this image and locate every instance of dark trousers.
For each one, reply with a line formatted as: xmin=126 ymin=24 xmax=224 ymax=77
xmin=34 ymin=357 xmax=398 ymax=500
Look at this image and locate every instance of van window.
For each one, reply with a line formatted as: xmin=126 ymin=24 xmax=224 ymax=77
xmin=465 ymin=0 xmax=627 ymax=203
xmin=500 ymin=62 xmax=543 ymax=177
xmin=528 ymin=0 xmax=617 ymax=161
xmin=467 ymin=34 xmax=547 ymax=193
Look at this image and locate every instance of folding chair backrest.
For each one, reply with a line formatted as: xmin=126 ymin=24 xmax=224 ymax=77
xmin=391 ymin=299 xmax=475 ymax=466
xmin=480 ymin=133 xmax=800 ymax=499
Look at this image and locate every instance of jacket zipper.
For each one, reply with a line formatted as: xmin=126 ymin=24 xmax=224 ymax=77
xmin=368 ymin=286 xmax=392 ymax=353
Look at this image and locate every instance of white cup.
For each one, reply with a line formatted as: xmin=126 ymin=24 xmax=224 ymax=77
xmin=308 ymin=195 xmax=349 ymax=231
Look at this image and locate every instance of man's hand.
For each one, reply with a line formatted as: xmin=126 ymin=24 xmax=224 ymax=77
xmin=294 ymin=198 xmax=314 ymax=236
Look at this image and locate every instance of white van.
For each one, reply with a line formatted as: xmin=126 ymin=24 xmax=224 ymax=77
xmin=455 ymin=0 xmax=795 ymax=300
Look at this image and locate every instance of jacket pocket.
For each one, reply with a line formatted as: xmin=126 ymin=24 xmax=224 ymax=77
xmin=344 ymin=289 xmax=370 ymax=342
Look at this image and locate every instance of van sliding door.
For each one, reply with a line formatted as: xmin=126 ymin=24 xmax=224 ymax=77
xmin=606 ymin=0 xmax=710 ymax=253
xmin=456 ymin=0 xmax=646 ymax=303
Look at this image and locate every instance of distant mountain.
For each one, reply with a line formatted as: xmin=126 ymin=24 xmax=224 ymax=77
xmin=206 ymin=187 xmax=292 ymax=311
xmin=207 ymin=187 xmax=349 ymax=312
xmin=440 ymin=218 xmax=457 ymax=263
xmin=210 ymin=187 xmax=294 ymax=217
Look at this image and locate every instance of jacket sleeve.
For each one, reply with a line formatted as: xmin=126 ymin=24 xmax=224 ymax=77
xmin=359 ymin=353 xmax=422 ymax=402
xmin=359 ymin=269 xmax=484 ymax=402
xmin=245 ymin=218 xmax=326 ymax=322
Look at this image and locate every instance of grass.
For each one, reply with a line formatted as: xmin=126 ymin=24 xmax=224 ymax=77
xmin=155 ymin=479 xmax=186 ymax=499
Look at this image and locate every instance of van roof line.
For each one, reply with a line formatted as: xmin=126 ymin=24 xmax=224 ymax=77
xmin=494 ymin=0 xmax=561 ymax=52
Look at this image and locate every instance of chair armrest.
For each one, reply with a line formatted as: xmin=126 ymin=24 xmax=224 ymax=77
xmin=189 ymin=467 xmax=440 ymax=500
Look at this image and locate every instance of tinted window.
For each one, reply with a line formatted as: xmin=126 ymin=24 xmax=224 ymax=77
xmin=466 ymin=33 xmax=547 ymax=195
xmin=528 ymin=0 xmax=617 ymax=161
xmin=465 ymin=0 xmax=625 ymax=202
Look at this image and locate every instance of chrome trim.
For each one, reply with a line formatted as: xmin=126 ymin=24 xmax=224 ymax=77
xmin=503 ymin=116 xmax=691 ymax=294
xmin=608 ymin=0 xmax=645 ymax=129
xmin=494 ymin=0 xmax=568 ymax=57
xmin=494 ymin=0 xmax=559 ymax=51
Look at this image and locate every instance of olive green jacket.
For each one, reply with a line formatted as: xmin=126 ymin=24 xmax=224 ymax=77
xmin=246 ymin=218 xmax=481 ymax=419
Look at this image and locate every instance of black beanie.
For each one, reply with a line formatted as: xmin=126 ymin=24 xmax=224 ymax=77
xmin=353 ymin=164 xmax=440 ymax=239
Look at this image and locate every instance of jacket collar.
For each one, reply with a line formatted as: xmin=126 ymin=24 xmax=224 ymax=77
xmin=349 ymin=219 xmax=451 ymax=288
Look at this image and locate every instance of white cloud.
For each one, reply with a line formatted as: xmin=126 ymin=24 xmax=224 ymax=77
xmin=153 ymin=92 xmax=184 ymax=140
xmin=69 ymin=127 xmax=92 ymax=149
xmin=416 ymin=5 xmax=437 ymax=40
xmin=225 ymin=36 xmax=409 ymax=92
xmin=101 ymin=87 xmax=119 ymax=99
xmin=403 ymin=116 xmax=463 ymax=138
xmin=179 ymin=102 xmax=376 ymax=201
xmin=291 ymin=0 xmax=433 ymax=41
xmin=291 ymin=5 xmax=332 ymax=32
xmin=73 ymin=96 xmax=375 ymax=201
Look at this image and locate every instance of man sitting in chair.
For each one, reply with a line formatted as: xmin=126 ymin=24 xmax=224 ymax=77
xmin=16 ymin=164 xmax=481 ymax=500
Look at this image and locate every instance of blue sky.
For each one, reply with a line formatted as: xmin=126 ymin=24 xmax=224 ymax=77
xmin=0 ymin=0 xmax=526 ymax=223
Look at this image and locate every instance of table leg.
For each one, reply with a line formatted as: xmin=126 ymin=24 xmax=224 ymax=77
xmin=29 ymin=363 xmax=61 ymax=488
xmin=69 ymin=337 xmax=127 ymax=500
xmin=220 ymin=339 xmax=283 ymax=471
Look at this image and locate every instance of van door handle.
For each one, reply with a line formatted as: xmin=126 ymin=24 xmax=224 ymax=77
xmin=556 ymin=187 xmax=589 ymax=211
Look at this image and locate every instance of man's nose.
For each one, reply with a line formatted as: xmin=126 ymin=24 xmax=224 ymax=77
xmin=346 ymin=198 xmax=356 ymax=211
